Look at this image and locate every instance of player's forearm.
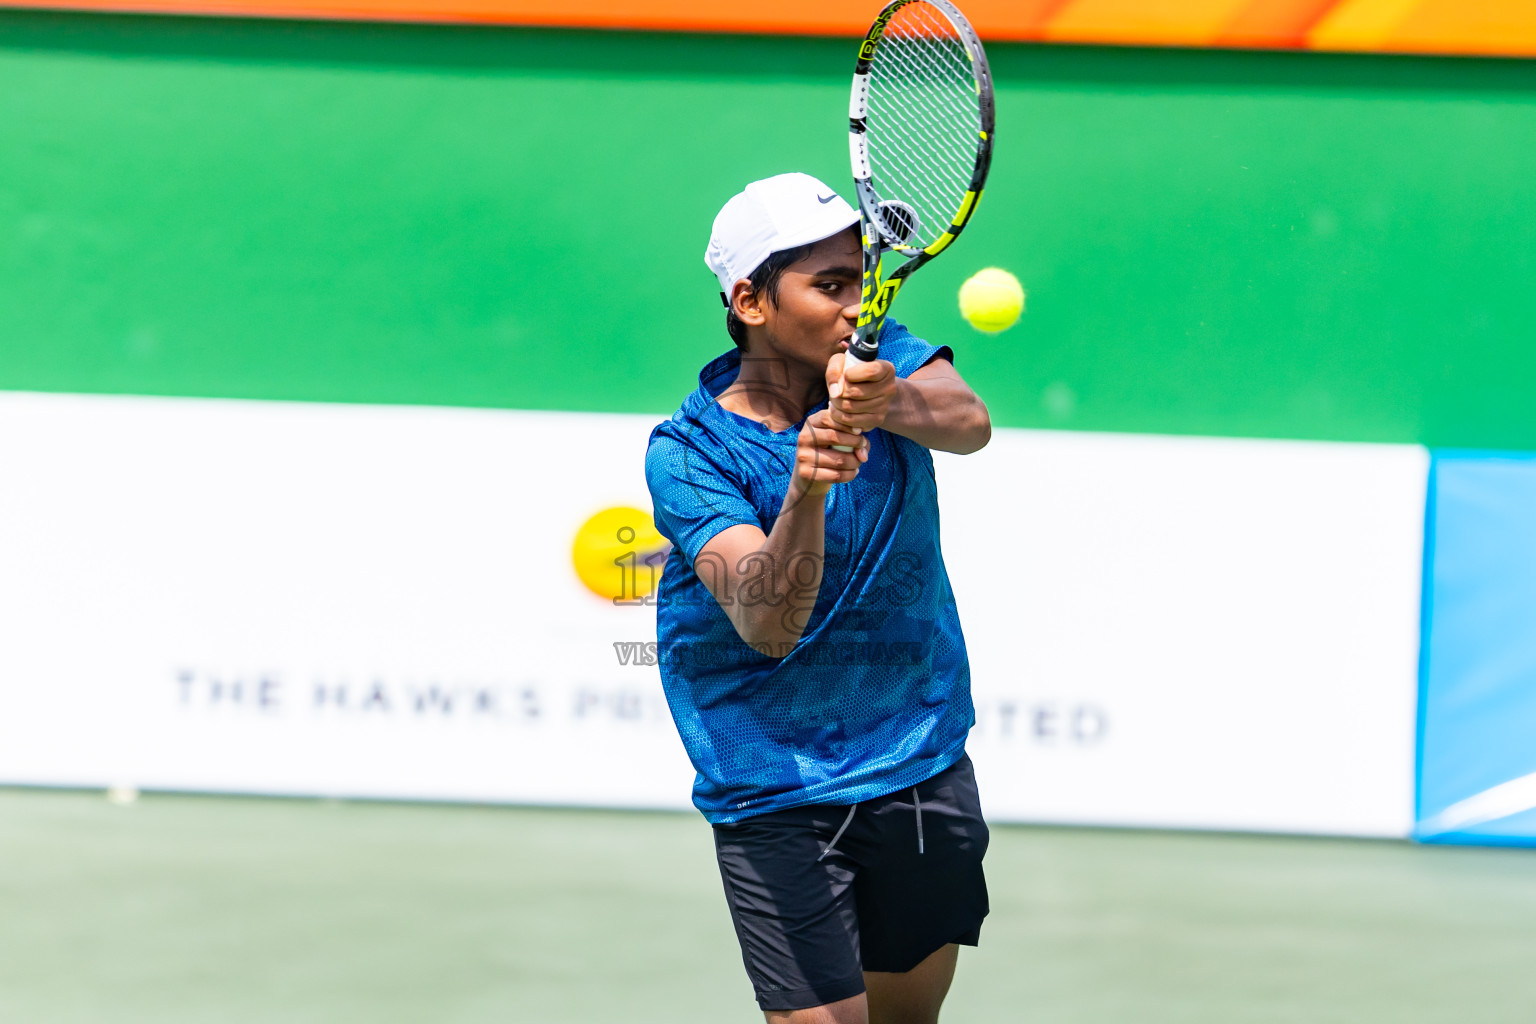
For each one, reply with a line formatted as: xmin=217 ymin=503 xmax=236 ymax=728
xmin=883 ymin=377 xmax=992 ymax=454
xmin=722 ymin=488 xmax=826 ymax=651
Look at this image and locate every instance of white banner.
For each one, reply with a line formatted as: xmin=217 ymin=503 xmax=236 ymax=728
xmin=939 ymin=431 xmax=1426 ymax=837
xmin=0 ymin=393 xmax=1425 ymax=835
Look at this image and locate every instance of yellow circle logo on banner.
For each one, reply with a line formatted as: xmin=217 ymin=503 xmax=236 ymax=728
xmin=571 ymin=506 xmax=671 ymax=602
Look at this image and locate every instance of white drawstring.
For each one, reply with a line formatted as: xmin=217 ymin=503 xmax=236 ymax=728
xmin=818 ymin=804 xmax=859 ymax=862
xmin=814 ymin=793 xmax=926 ymax=861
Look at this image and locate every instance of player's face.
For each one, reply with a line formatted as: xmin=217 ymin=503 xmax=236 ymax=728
xmin=761 ymin=228 xmax=862 ymax=369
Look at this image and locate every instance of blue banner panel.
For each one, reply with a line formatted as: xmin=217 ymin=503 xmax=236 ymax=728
xmin=1418 ymin=452 xmax=1536 ymax=845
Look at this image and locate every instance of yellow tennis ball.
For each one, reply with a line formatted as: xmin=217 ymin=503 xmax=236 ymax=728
xmin=959 ymin=267 xmax=1025 ymax=333
xmin=571 ymin=506 xmax=671 ymax=602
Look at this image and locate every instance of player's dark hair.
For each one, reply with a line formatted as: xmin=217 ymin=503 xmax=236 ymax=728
xmin=724 ymin=241 xmax=819 ymax=350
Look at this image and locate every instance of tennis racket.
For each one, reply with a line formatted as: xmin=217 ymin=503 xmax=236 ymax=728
xmin=832 ymin=0 xmax=994 ymax=449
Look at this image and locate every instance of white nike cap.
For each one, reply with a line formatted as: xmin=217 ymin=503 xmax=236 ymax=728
xmin=704 ymin=172 xmax=860 ymax=296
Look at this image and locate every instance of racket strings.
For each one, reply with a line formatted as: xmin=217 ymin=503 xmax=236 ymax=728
xmin=864 ymin=0 xmax=982 ymax=248
xmin=869 ymin=48 xmax=973 ymax=189
xmin=877 ymin=26 xmax=978 ymax=190
xmin=882 ymin=14 xmax=977 ymax=151
xmin=869 ymin=63 xmax=971 ymax=203
xmin=873 ymin=82 xmax=970 ymax=194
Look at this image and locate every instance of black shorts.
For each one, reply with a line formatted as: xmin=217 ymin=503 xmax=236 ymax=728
xmin=712 ymin=754 xmax=989 ymax=1012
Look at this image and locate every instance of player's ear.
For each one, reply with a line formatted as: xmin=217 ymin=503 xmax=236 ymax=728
xmin=730 ymin=279 xmax=767 ymax=327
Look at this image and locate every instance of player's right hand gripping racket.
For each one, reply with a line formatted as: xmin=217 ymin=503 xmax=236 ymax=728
xmin=833 ymin=0 xmax=995 ymax=450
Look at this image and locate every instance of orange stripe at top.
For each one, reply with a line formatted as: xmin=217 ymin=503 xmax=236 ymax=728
xmin=1383 ymin=0 xmax=1536 ymax=57
xmin=0 ymin=0 xmax=1082 ymax=36
xmin=1042 ymin=0 xmax=1256 ymax=46
xmin=1215 ymin=0 xmax=1344 ymax=48
xmin=4 ymin=0 xmax=1536 ymax=57
xmin=1 ymin=0 xmax=867 ymax=33
xmin=963 ymin=0 xmax=1078 ymax=40
xmin=1307 ymin=0 xmax=1420 ymax=51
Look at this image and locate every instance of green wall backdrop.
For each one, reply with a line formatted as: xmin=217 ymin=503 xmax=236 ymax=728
xmin=2 ymin=11 xmax=1534 ymax=446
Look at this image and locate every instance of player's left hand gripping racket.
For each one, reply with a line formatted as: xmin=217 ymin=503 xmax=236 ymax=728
xmin=832 ymin=0 xmax=995 ymax=450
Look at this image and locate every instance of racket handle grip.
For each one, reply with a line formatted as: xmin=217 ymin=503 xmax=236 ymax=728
xmin=830 ymin=344 xmax=874 ymax=452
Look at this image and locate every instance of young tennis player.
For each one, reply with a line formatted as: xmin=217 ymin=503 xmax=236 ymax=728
xmin=645 ymin=172 xmax=991 ymax=1024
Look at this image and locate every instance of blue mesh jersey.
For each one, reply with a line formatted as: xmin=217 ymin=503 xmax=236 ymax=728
xmin=644 ymin=321 xmax=974 ymax=824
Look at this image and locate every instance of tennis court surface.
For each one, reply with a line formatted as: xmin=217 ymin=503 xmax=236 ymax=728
xmin=4 ymin=787 xmax=1535 ymax=1023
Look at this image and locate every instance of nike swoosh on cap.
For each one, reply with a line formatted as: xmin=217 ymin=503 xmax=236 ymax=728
xmin=817 ymin=194 xmax=837 ymax=204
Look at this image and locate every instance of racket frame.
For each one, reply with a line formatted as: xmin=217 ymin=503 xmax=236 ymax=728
xmin=846 ymin=0 xmax=995 ymax=363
